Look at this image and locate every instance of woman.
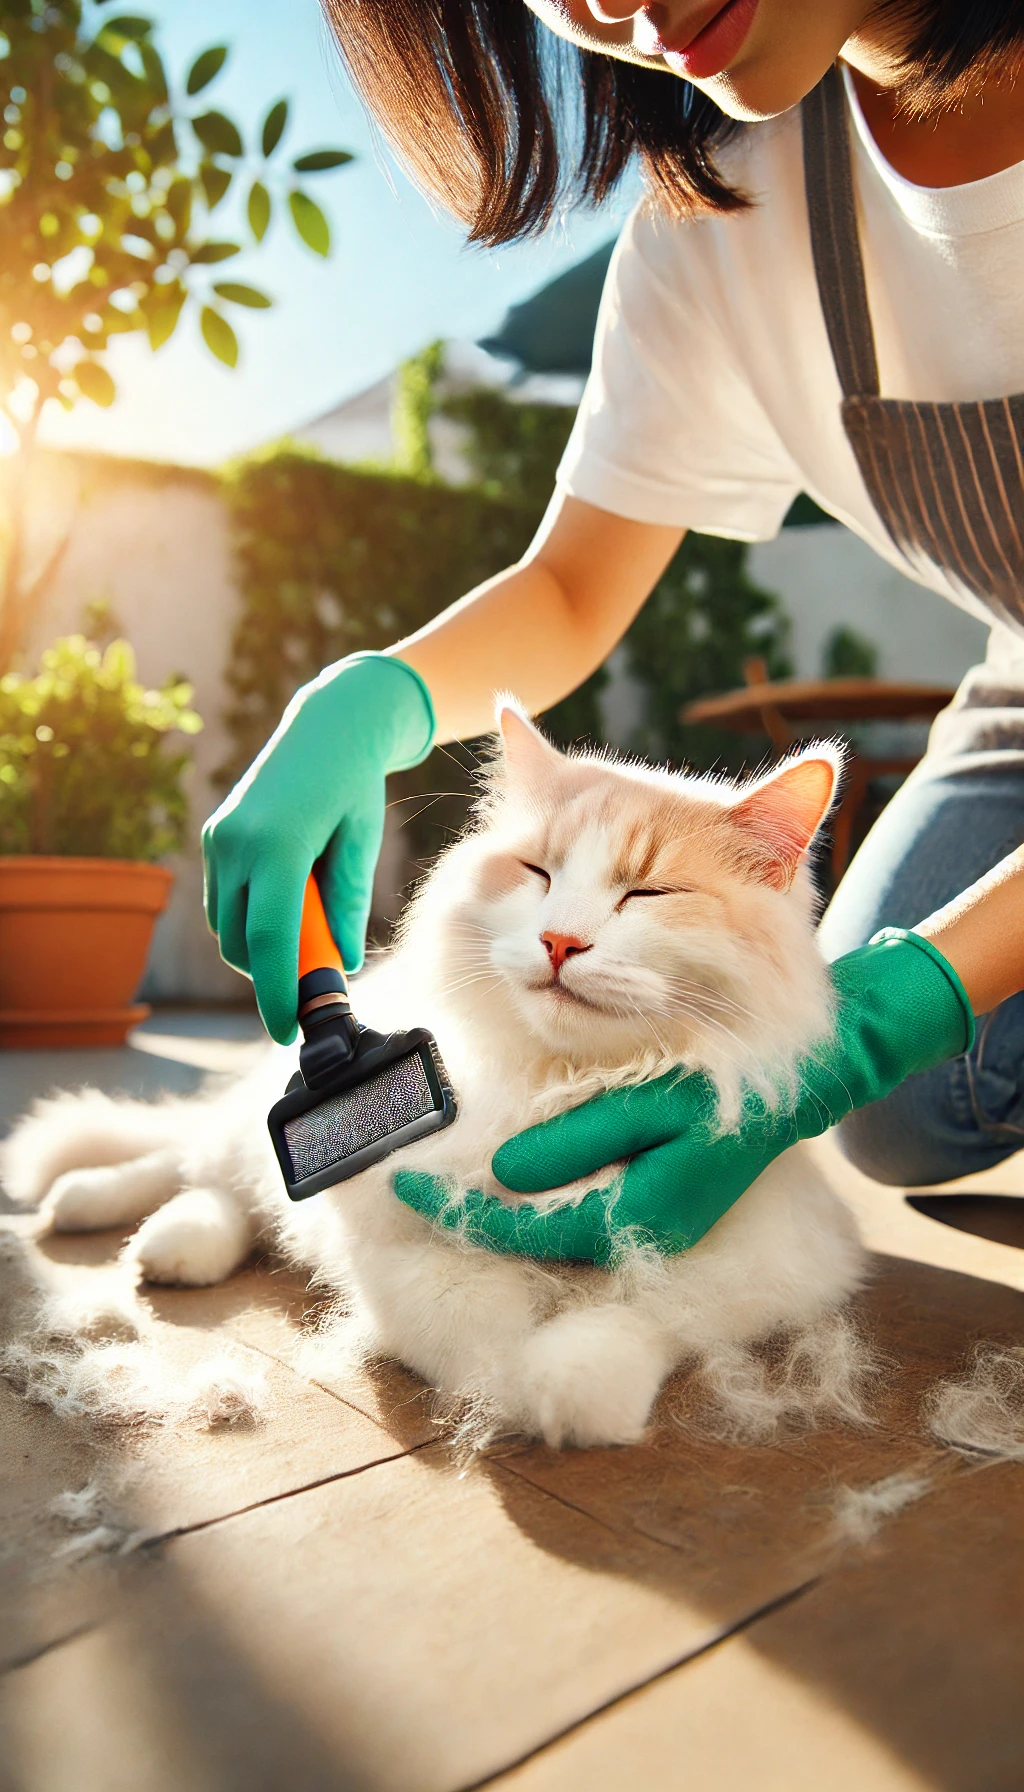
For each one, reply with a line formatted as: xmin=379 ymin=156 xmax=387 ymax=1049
xmin=204 ymin=1 xmax=1024 ymax=1256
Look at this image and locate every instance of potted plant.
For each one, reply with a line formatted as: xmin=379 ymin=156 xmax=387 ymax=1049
xmin=0 ymin=634 xmax=202 ymax=1047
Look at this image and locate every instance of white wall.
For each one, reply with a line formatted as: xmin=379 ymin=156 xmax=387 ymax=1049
xmin=749 ymin=524 xmax=989 ymax=684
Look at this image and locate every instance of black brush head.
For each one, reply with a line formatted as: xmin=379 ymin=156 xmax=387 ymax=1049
xmin=268 ymin=1025 xmax=457 ymax=1202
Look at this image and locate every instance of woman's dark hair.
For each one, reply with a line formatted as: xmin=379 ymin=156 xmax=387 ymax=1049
xmin=320 ymin=2 xmax=1024 ymax=245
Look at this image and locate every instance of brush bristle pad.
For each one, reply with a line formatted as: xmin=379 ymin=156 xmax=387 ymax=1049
xmin=282 ymin=1050 xmax=436 ymax=1182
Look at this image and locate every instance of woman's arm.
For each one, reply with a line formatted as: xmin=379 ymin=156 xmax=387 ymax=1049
xmin=915 ymin=845 xmax=1024 ymax=1015
xmin=390 ymin=492 xmax=684 ymax=742
xmin=202 ymin=489 xmax=683 ymax=1038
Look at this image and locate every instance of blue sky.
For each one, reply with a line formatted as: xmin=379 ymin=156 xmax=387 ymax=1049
xmin=40 ymin=0 xmax=627 ymax=466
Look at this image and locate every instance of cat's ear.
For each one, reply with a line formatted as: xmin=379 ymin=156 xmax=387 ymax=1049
xmin=496 ymin=701 xmax=564 ymax=792
xmin=730 ymin=747 xmax=842 ymax=889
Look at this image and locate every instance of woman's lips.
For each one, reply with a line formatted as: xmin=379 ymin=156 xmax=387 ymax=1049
xmin=662 ymin=0 xmax=760 ymax=81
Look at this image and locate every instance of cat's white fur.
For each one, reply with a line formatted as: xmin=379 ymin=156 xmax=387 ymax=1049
xmin=2 ymin=708 xmax=868 ymax=1448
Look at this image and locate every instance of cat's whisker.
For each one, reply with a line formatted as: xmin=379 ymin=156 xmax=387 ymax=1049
xmin=433 ymin=738 xmax=486 ymax=771
xmin=385 ymin=791 xmax=475 ymax=806
xmin=626 ymin=1002 xmax=673 ymax=1059
xmin=642 ymin=998 xmax=753 ymax=1068
xmin=657 ymin=976 xmax=763 ymax=1023
xmin=441 ymin=974 xmax=505 ymax=1003
xmin=642 ymin=981 xmax=753 ymax=1030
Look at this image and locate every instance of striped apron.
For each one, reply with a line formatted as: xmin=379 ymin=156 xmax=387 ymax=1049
xmin=802 ymin=66 xmax=1024 ymax=756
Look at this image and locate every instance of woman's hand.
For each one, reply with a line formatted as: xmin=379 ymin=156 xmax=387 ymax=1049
xmin=393 ymin=931 xmax=975 ymax=1261
xmin=202 ymin=653 xmax=434 ymax=1044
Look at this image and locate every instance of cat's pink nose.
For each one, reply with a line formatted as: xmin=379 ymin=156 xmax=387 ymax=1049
xmin=542 ymin=931 xmax=592 ymax=974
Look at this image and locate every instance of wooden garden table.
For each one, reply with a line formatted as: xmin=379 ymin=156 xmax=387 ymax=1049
xmin=682 ymin=661 xmax=956 ymax=878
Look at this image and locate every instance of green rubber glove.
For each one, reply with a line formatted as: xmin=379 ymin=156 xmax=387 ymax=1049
xmin=393 ymin=931 xmax=974 ymax=1263
xmin=202 ymin=652 xmax=434 ymax=1043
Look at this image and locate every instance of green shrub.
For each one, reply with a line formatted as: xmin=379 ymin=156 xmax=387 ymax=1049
xmin=822 ymin=625 xmax=878 ymax=679
xmin=217 ymin=447 xmax=538 ymax=786
xmin=0 ymin=636 xmax=202 ymax=859
xmin=624 ymin=534 xmax=792 ymax=770
xmin=437 ymin=387 xmax=584 ymax=512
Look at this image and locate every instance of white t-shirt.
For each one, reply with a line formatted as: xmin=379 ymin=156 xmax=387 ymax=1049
xmin=557 ymin=68 xmax=1024 ymax=628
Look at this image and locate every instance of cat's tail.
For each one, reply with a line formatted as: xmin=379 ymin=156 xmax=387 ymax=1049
xmin=0 ymin=1089 xmax=191 ymax=1209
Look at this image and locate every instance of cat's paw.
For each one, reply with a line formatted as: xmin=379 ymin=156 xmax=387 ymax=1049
xmin=41 ymin=1165 xmax=138 ymax=1234
xmin=127 ymin=1189 xmax=253 ymax=1287
xmin=515 ymin=1307 xmax=670 ymax=1449
xmin=38 ymin=1148 xmax=183 ymax=1234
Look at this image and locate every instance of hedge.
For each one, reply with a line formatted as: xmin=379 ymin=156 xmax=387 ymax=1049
xmin=218 ymin=446 xmax=538 ymax=788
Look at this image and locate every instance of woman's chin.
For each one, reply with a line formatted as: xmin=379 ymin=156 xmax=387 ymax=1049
xmin=699 ymin=62 xmax=825 ymax=122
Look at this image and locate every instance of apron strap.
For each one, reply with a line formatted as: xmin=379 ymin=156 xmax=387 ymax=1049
xmin=802 ymin=64 xmax=880 ymax=400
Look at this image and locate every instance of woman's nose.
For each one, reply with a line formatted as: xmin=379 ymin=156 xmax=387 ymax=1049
xmin=542 ymin=931 xmax=593 ymax=974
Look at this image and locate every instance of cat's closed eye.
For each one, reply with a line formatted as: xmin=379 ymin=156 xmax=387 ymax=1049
xmin=521 ymin=862 xmax=551 ymax=888
xmin=619 ymin=886 xmax=693 ymax=905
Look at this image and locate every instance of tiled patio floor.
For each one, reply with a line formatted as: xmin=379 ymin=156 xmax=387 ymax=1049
xmin=1 ymin=1016 xmax=1022 ymax=1791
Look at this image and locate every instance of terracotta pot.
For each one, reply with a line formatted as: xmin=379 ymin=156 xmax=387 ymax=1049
xmin=0 ymin=856 xmax=173 ymax=1049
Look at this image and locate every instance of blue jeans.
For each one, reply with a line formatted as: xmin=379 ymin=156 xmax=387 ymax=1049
xmin=819 ymin=728 xmax=1024 ymax=1187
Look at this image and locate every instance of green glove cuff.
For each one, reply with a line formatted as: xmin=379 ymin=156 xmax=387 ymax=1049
xmin=867 ymin=928 xmax=975 ymax=1056
xmin=306 ymin=652 xmax=436 ymax=773
xmin=796 ymin=928 xmax=975 ymax=1136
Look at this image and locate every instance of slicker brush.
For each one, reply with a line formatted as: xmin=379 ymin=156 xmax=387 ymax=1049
xmin=268 ymin=876 xmax=457 ymax=1202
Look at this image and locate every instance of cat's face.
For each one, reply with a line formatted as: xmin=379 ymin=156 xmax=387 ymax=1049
xmin=423 ymin=708 xmax=841 ymax=1090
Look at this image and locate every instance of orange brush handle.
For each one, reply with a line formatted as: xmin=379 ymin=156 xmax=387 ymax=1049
xmin=298 ymin=875 xmax=346 ymax=984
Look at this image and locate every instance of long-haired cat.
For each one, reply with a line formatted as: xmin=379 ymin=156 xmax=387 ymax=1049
xmin=1 ymin=707 xmax=868 ymax=1448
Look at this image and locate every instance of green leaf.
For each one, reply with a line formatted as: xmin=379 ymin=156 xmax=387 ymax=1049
xmin=261 ymin=98 xmax=288 ymax=157
xmin=288 ymin=190 xmax=330 ymax=257
xmin=247 ymin=180 xmax=270 ymax=242
xmin=200 ymin=161 xmax=232 ymax=210
xmin=190 ymin=240 xmax=240 ymax=264
xmin=75 ymin=361 xmax=117 ymax=407
xmin=213 ymin=282 xmax=272 ymax=309
xmin=292 ymin=149 xmax=353 ymax=173
xmin=200 ymin=307 xmax=238 ymax=369
xmin=165 ymin=177 xmax=191 ymax=234
xmin=139 ymin=40 xmax=169 ymax=102
xmin=186 ymin=45 xmax=227 ymax=95
xmin=147 ymin=115 xmax=177 ymax=163
xmin=192 ymin=111 xmax=243 ymax=158
xmin=99 ymin=14 xmax=152 ymax=40
xmin=145 ymin=284 xmax=186 ymax=350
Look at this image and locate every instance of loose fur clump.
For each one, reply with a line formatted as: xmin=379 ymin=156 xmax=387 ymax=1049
xmin=49 ymin=1480 xmax=108 ymax=1530
xmin=1 ymin=1321 xmax=268 ymax=1432
xmin=46 ymin=1482 xmax=142 ymax=1562
xmin=686 ymin=1314 xmax=879 ymax=1444
xmin=36 ymin=1285 xmax=143 ymax=1348
xmin=926 ymin=1347 xmax=1024 ymax=1461
xmin=831 ymin=1472 xmax=933 ymax=1547
xmin=53 ymin=1525 xmax=129 ymax=1563
xmin=2 ymin=709 xmax=873 ymax=1452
